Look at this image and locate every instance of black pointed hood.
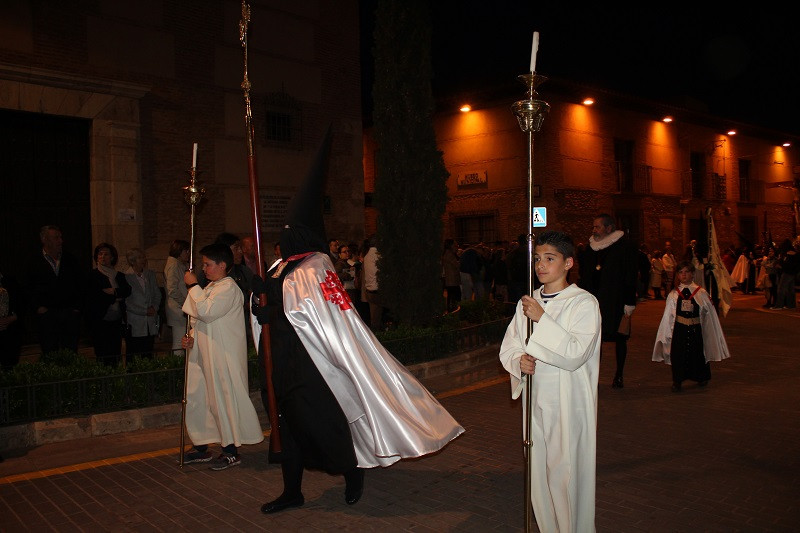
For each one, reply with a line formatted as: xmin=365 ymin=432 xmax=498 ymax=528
xmin=280 ymin=125 xmax=332 ymax=258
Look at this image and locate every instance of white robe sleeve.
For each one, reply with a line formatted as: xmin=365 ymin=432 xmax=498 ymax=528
xmin=498 ymin=300 xmax=528 ymax=399
xmin=528 ymin=296 xmax=601 ymax=372
xmin=182 ymin=281 xmax=239 ymax=324
xmin=652 ymin=291 xmax=678 ymax=364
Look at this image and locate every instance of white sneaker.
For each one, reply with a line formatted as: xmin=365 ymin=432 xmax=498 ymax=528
xmin=210 ymin=453 xmax=241 ymax=471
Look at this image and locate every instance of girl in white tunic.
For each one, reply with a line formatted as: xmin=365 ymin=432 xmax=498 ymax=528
xmin=500 ymin=231 xmax=601 ymax=533
xmin=652 ymin=260 xmax=730 ymax=392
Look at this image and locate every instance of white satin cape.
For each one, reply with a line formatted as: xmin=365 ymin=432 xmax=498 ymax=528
xmin=252 ymin=253 xmax=464 ymax=468
xmin=499 ymin=284 xmax=601 ymax=533
xmin=652 ymin=283 xmax=731 ymax=364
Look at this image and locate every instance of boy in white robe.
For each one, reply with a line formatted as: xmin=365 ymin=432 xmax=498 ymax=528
xmin=499 ymin=230 xmax=601 ymax=533
xmin=181 ymin=243 xmax=264 ymax=470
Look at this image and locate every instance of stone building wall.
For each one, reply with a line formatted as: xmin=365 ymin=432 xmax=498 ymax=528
xmin=0 ymin=0 xmax=364 ymax=278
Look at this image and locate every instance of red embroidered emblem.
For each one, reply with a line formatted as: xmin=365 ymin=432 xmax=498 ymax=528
xmin=320 ymin=270 xmax=352 ymax=311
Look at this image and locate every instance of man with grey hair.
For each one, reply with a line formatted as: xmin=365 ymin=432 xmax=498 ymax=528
xmin=578 ymin=214 xmax=638 ymax=388
xmin=26 ymin=225 xmax=85 ymax=354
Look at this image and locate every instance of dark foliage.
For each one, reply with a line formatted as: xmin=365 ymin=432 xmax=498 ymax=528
xmin=371 ymin=0 xmax=450 ymax=326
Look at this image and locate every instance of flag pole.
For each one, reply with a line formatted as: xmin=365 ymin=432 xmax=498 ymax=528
xmin=511 ymin=67 xmax=550 ymax=532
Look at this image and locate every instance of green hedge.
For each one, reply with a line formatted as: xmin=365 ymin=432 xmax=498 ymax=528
xmin=1 ymin=299 xmax=510 ymax=389
xmin=0 ymin=299 xmax=512 ymax=425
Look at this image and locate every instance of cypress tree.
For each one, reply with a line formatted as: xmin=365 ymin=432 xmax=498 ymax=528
xmin=371 ymin=0 xmax=449 ymax=326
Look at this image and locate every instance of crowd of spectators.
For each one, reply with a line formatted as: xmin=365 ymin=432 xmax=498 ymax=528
xmin=4 ymin=224 xmax=799 ymax=371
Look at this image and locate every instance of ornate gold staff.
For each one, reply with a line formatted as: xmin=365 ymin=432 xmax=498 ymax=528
xmin=240 ymin=0 xmax=281 ymax=453
xmin=179 ymin=143 xmax=205 ymax=467
xmin=511 ymin=59 xmax=550 ymax=531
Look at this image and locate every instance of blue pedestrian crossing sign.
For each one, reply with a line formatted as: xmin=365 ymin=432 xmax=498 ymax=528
xmin=532 ymin=207 xmax=547 ymax=227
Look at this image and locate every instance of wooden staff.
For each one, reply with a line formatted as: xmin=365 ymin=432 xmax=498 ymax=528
xmin=240 ymin=0 xmax=281 ymax=452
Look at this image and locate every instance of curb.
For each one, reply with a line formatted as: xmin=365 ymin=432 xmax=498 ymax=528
xmin=0 ymin=344 xmax=501 ymax=452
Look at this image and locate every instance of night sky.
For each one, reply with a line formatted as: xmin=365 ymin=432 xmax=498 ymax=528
xmin=361 ymin=2 xmax=800 ymax=137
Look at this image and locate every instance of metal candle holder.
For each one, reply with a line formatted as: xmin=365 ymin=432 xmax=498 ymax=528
xmin=178 ymin=165 xmax=204 ymax=468
xmin=510 ymin=72 xmax=549 ymax=533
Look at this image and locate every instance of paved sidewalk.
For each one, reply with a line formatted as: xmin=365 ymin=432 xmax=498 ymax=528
xmin=1 ymin=292 xmax=798 ymax=532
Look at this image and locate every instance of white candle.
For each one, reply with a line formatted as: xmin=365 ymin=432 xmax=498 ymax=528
xmin=192 ymin=142 xmax=198 ymax=168
xmin=529 ymin=31 xmax=539 ymax=73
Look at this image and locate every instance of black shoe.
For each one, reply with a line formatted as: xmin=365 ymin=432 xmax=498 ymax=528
xmin=698 ymin=380 xmax=708 ymax=387
xmin=671 ymin=383 xmax=682 ymax=392
xmin=261 ymin=494 xmax=304 ymax=514
xmin=612 ymin=376 xmax=623 ymax=389
xmin=345 ymin=468 xmax=365 ymax=505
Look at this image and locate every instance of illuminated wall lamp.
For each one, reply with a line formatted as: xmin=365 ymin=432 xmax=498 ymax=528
xmin=782 ymin=142 xmax=791 ymax=147
xmin=662 ymin=116 xmax=673 ymax=123
xmin=727 ymin=129 xmax=737 ymax=136
xmin=582 ymin=98 xmax=594 ymax=106
xmin=459 ymin=104 xmax=472 ymax=112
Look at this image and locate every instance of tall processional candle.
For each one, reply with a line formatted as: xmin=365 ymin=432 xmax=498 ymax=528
xmin=192 ymin=142 xmax=198 ymax=168
xmin=529 ymin=31 xmax=539 ymax=73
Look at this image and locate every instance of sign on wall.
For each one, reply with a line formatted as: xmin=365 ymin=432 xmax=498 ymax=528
xmin=532 ymin=207 xmax=547 ymax=227
xmin=457 ymin=170 xmax=488 ymax=188
xmin=260 ymin=194 xmax=292 ymax=231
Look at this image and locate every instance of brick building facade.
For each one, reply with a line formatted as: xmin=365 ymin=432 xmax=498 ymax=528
xmin=363 ymin=79 xmax=799 ymax=254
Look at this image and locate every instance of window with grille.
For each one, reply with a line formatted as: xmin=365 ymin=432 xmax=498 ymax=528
xmin=738 ymin=159 xmax=751 ymax=202
xmin=456 ymin=215 xmax=496 ymax=245
xmin=264 ymin=91 xmax=302 ymax=150
xmin=690 ymin=151 xmax=705 ymax=199
xmin=266 ymin=112 xmax=292 ymax=143
xmin=613 ymin=138 xmax=634 ymax=192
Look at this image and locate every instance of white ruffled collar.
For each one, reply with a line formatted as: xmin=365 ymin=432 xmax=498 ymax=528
xmin=589 ymin=230 xmax=625 ymax=251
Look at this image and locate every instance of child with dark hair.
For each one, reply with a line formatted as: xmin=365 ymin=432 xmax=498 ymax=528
xmin=499 ymin=229 xmax=601 ymax=531
xmin=181 ymin=242 xmax=263 ymax=470
xmin=652 ymin=260 xmax=730 ymax=392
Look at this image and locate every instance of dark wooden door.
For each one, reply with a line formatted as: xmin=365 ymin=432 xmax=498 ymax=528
xmin=0 ymin=109 xmax=92 ymax=342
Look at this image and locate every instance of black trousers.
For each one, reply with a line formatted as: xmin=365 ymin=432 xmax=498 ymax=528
xmin=126 ymin=334 xmax=155 ymax=358
xmin=614 ymin=332 xmax=629 ymax=378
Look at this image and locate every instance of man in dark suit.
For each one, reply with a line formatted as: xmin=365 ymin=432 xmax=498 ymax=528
xmin=578 ymin=214 xmax=638 ymax=388
xmin=27 ymin=225 xmax=85 ymax=354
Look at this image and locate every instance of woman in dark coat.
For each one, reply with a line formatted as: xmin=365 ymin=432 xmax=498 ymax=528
xmin=87 ymin=243 xmax=131 ymax=365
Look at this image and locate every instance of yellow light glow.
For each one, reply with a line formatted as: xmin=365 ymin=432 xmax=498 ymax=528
xmin=782 ymin=142 xmax=791 ymax=147
xmin=459 ymin=104 xmax=471 ymax=113
xmin=727 ymin=130 xmax=737 ymax=136
xmin=662 ymin=116 xmax=673 ymax=123
xmin=582 ymin=98 xmax=594 ymax=106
